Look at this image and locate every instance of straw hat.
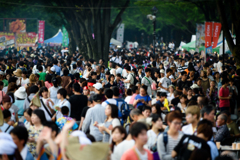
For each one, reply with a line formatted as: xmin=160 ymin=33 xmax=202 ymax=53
xmin=29 ymin=92 xmax=41 ymax=108
xmin=14 ymin=86 xmax=27 ymax=99
xmin=66 ymin=137 xmax=109 ymax=160
xmin=0 ymin=109 xmax=3 ymax=126
xmin=13 ymin=69 xmax=22 ymax=77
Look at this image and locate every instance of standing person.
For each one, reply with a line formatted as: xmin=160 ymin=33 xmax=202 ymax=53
xmin=111 ymin=126 xmax=127 ymax=158
xmin=141 ymin=68 xmax=153 ymax=97
xmin=1 ymin=95 xmax=15 ymax=123
xmin=19 ymin=70 xmax=29 ymax=86
xmin=219 ymin=78 xmax=231 ymax=112
xmin=0 ymin=110 xmax=14 ymax=133
xmin=200 ymin=70 xmax=210 ymax=95
xmin=23 ymin=85 xmax=39 ymax=110
xmin=82 ymin=94 xmax=106 ymax=141
xmin=123 ymin=66 xmax=134 ymax=89
xmin=159 ymin=69 xmax=172 ymax=93
xmin=157 ymin=111 xmax=183 ymax=160
xmin=215 ymin=113 xmax=231 ymax=143
xmin=69 ymin=83 xmax=88 ymax=122
xmin=53 ymin=60 xmax=61 ymax=75
xmin=27 ymin=109 xmax=46 ymax=158
xmin=115 ymin=73 xmax=125 ymax=98
xmin=38 ymin=65 xmax=47 ymax=81
xmin=48 ymin=77 xmax=61 ymax=105
xmin=61 ymin=69 xmax=72 ymax=95
xmin=44 ymin=74 xmax=53 ymax=89
xmin=98 ymin=104 xmax=121 ymax=142
xmin=176 ymin=71 xmax=191 ymax=94
xmin=133 ymin=85 xmax=152 ymax=108
xmin=121 ymin=122 xmax=153 ymax=160
xmin=182 ymin=105 xmax=200 ymax=135
xmin=10 ymin=126 xmax=34 ymax=160
xmin=129 ymin=86 xmax=139 ymax=105
xmin=177 ymin=95 xmax=188 ymax=113
xmin=14 ymin=86 xmax=27 ymax=119
xmin=206 ymin=80 xmax=219 ymax=107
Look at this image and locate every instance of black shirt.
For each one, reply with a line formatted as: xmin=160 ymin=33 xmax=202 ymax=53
xmin=81 ymin=106 xmax=90 ymax=118
xmin=171 ymin=97 xmax=180 ymax=106
xmin=69 ymin=94 xmax=88 ymax=121
xmin=177 ymin=80 xmax=192 ymax=91
xmin=174 ymin=135 xmax=211 ymax=160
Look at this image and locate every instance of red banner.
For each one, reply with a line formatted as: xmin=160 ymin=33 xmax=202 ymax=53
xmin=205 ymin=22 xmax=213 ymax=48
xmin=38 ymin=21 xmax=45 ymax=43
xmin=212 ymin=22 xmax=221 ymax=48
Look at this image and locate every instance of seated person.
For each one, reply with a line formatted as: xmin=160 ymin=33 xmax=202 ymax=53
xmin=156 ymin=92 xmax=169 ymax=111
xmin=215 ymin=113 xmax=231 ymax=144
xmin=221 ymin=111 xmax=240 ymax=138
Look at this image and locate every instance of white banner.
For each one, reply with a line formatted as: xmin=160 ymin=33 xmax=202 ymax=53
xmin=116 ymin=24 xmax=124 ymax=43
xmin=126 ymin=41 xmax=134 ymax=49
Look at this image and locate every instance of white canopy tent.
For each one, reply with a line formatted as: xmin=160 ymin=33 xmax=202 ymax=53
xmin=110 ymin=38 xmax=122 ymax=47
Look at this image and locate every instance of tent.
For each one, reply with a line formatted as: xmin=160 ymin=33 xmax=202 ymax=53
xmin=44 ymin=29 xmax=69 ymax=44
xmin=110 ymin=38 xmax=122 ymax=47
xmin=181 ymin=41 xmax=220 ymax=53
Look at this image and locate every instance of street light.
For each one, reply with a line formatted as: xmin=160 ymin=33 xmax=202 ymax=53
xmin=147 ymin=6 xmax=158 ymax=55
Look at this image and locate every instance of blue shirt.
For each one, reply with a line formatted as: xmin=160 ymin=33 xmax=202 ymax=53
xmin=53 ymin=65 xmax=61 ymax=75
xmin=134 ymin=94 xmax=151 ymax=108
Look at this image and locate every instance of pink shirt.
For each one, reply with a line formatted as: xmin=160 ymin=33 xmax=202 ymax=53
xmin=129 ymin=93 xmax=137 ymax=105
xmin=45 ymin=81 xmax=53 ymax=89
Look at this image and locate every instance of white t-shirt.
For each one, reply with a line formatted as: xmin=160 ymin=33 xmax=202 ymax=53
xmin=147 ymin=130 xmax=158 ymax=149
xmin=135 ymin=148 xmax=148 ymax=160
xmin=122 ymin=69 xmax=128 ymax=78
xmin=126 ymin=73 xmax=134 ymax=89
xmin=116 ymin=68 xmax=123 ymax=75
xmin=17 ymin=78 xmax=29 ymax=86
xmin=101 ymin=99 xmax=117 ymax=108
xmin=217 ymin=61 xmax=223 ymax=73
xmin=55 ymin=99 xmax=71 ymax=119
xmin=111 ymin=140 xmax=135 ymax=160
xmin=40 ymin=98 xmax=54 ymax=121
xmin=125 ymin=96 xmax=132 ymax=104
xmin=159 ymin=77 xmax=171 ymax=93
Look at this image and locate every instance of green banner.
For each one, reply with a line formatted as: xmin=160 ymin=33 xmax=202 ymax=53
xmin=62 ymin=26 xmax=68 ymax=47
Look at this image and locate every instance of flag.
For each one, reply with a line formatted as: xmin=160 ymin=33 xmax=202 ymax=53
xmin=205 ymin=22 xmax=213 ymax=48
xmin=212 ymin=22 xmax=221 ymax=48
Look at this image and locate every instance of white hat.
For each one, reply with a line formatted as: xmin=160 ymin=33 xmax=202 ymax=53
xmin=0 ymin=133 xmax=17 ymax=155
xmin=14 ymin=86 xmax=27 ymax=99
xmin=164 ymin=61 xmax=169 ymax=66
xmin=71 ymin=131 xmax=87 ymax=138
xmin=93 ymin=83 xmax=103 ymax=90
xmin=50 ymin=66 xmax=56 ymax=72
xmin=70 ymin=131 xmax=92 ymax=145
xmin=190 ymin=84 xmax=199 ymax=89
xmin=0 ymin=71 xmax=5 ymax=75
xmin=160 ymin=69 xmax=165 ymax=74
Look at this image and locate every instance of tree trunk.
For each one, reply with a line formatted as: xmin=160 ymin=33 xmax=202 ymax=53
xmin=68 ymin=30 xmax=76 ymax=54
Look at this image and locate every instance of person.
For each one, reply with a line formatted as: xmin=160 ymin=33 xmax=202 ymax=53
xmin=156 ymin=92 xmax=168 ymax=111
xmin=123 ymin=65 xmax=134 ymax=89
xmin=128 ymin=86 xmax=139 ymax=105
xmin=115 ymin=73 xmax=125 ymax=98
xmin=176 ymin=71 xmax=191 ymax=94
xmin=172 ymin=119 xmax=212 ymax=160
xmin=98 ymin=104 xmax=121 ymax=142
xmin=69 ymin=83 xmax=88 ymax=121
xmin=48 ymin=77 xmax=62 ymax=105
xmin=130 ymin=108 xmax=146 ymax=123
xmin=10 ymin=126 xmax=34 ymax=160
xmin=219 ymin=78 xmax=231 ymax=111
xmin=44 ymin=74 xmax=53 ymax=89
xmin=200 ymin=70 xmax=210 ymax=95
xmin=104 ymin=74 xmax=117 ymax=88
xmin=101 ymin=88 xmax=114 ymax=108
xmin=133 ymin=85 xmax=151 ymax=108
xmin=1 ymin=95 xmax=15 ymax=123
xmin=82 ymin=94 xmax=106 ymax=141
xmin=124 ymin=89 xmax=132 ymax=104
xmin=206 ymin=80 xmax=218 ymax=106
xmin=142 ymin=106 xmax=151 ymax=118
xmin=151 ymin=104 xmax=162 ymax=118
xmin=167 ymin=85 xmax=175 ymax=104
xmin=141 ymin=68 xmax=153 ymax=97
xmin=61 ymin=69 xmax=72 ymax=95
xmin=215 ymin=113 xmax=231 ymax=143
xmin=19 ymin=70 xmax=29 ymax=86
xmin=53 ymin=60 xmax=61 ymax=75
xmin=157 ymin=111 xmax=183 ymax=160
xmin=159 ymin=69 xmax=172 ymax=93
xmin=27 ymin=109 xmax=46 ymax=158
xmin=121 ymin=122 xmax=153 ymax=160
xmin=23 ymin=108 xmax=32 ymax=130
xmin=201 ymin=105 xmax=215 ymax=124
xmin=38 ymin=65 xmax=47 ymax=81
xmin=111 ymin=126 xmax=127 ymax=156
xmin=182 ymin=105 xmax=200 ymax=135
xmin=177 ymin=95 xmax=188 ymax=113
xmin=0 ymin=110 xmax=14 ymax=133
xmin=13 ymin=86 xmax=27 ymax=119
xmin=93 ymin=82 xmax=106 ymax=102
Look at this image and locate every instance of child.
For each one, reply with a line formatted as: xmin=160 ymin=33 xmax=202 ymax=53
xmin=55 ymin=106 xmax=78 ymax=133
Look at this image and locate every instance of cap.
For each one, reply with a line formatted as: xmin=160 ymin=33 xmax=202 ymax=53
xmin=50 ymin=66 xmax=56 ymax=72
xmin=93 ymin=83 xmax=103 ymax=90
xmin=160 ymin=69 xmax=165 ymax=74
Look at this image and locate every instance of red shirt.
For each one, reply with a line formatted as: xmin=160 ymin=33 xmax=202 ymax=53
xmin=219 ymin=87 xmax=230 ymax=108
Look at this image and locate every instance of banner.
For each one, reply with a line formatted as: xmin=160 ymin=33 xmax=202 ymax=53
xmin=62 ymin=26 xmax=68 ymax=47
xmin=38 ymin=21 xmax=45 ymax=43
xmin=212 ymin=22 xmax=221 ymax=48
xmin=126 ymin=41 xmax=134 ymax=49
xmin=116 ymin=24 xmax=124 ymax=43
xmin=196 ymin=24 xmax=205 ymax=52
xmin=9 ymin=19 xmax=26 ymax=33
xmin=205 ymin=22 xmax=213 ymax=48
xmin=16 ymin=32 xmax=37 ymax=47
xmin=0 ymin=32 xmax=15 ymax=47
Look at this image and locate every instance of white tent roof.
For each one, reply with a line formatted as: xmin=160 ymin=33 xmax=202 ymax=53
xmin=110 ymin=38 xmax=122 ymax=47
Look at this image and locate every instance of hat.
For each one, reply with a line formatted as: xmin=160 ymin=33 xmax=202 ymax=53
xmin=83 ymin=86 xmax=89 ymax=90
xmin=13 ymin=69 xmax=22 ymax=77
xmin=0 ymin=109 xmax=3 ymax=126
xmin=93 ymin=83 xmax=103 ymax=90
xmin=0 ymin=71 xmax=5 ymax=76
xmin=50 ymin=66 xmax=56 ymax=72
xmin=30 ymin=92 xmax=41 ymax=108
xmin=0 ymin=133 xmax=17 ymax=155
xmin=190 ymin=84 xmax=199 ymax=89
xmin=14 ymin=86 xmax=27 ymax=99
xmin=164 ymin=61 xmax=169 ymax=66
xmin=160 ymin=69 xmax=165 ymax=74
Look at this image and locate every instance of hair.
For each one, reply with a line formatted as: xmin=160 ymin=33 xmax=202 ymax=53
xmin=151 ymin=104 xmax=162 ymax=118
xmin=63 ymin=69 xmax=69 ymax=76
xmin=112 ymin=86 xmax=120 ymax=97
xmin=142 ymin=106 xmax=151 ymax=112
xmin=130 ymin=108 xmax=142 ymax=117
xmin=104 ymin=88 xmax=113 ymax=98
xmin=52 ymin=77 xmax=59 ymax=88
xmin=57 ymin=88 xmax=67 ymax=98
xmin=186 ymin=105 xmax=200 ymax=119
xmin=126 ymin=89 xmax=132 ymax=96
xmin=189 ymin=148 xmax=211 ymax=160
xmin=43 ymin=121 xmax=59 ymax=136
xmin=107 ymin=104 xmax=119 ymax=119
xmin=87 ymin=134 xmax=96 ymax=142
xmin=61 ymin=106 xmax=69 ymax=115
xmin=7 ymin=82 xmax=18 ymax=93
xmin=3 ymin=109 xmax=11 ymax=119
xmin=72 ymin=83 xmax=81 ymax=92
xmin=131 ymin=86 xmax=138 ymax=94
xmin=111 ymin=126 xmax=127 ymax=152
xmin=108 ymin=74 xmax=115 ymax=82
xmin=10 ymin=126 xmax=29 ymax=146
xmin=150 ymin=113 xmax=162 ymax=127
xmin=167 ymin=111 xmax=182 ymax=122
xmin=140 ymin=85 xmax=148 ymax=95
xmin=130 ymin=122 xmax=148 ymax=138
xmin=181 ymin=71 xmax=187 ymax=76
xmin=39 ymin=86 xmax=48 ymax=97
xmin=145 ymin=68 xmax=151 ymax=73
xmin=201 ymin=105 xmax=215 ymax=117
xmin=222 ymin=78 xmax=229 ymax=85
xmin=197 ymin=119 xmax=213 ymax=140
xmin=219 ymin=114 xmax=228 ymax=123
xmin=38 ymin=65 xmax=43 ymax=72
xmin=32 ymin=109 xmax=46 ymax=124
xmin=29 ymin=85 xmax=39 ymax=94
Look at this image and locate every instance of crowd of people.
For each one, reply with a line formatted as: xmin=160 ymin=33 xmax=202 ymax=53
xmin=0 ymin=45 xmax=239 ymax=160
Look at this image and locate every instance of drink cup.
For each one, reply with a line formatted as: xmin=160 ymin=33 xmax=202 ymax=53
xmin=237 ymin=143 xmax=240 ymax=150
xmin=216 ymin=142 xmax=220 ymax=149
xmin=232 ymin=143 xmax=236 ymax=150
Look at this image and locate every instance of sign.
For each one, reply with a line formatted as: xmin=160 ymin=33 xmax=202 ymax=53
xmin=196 ymin=24 xmax=205 ymax=52
xmin=16 ymin=32 xmax=37 ymax=47
xmin=0 ymin=32 xmax=15 ymax=47
xmin=116 ymin=24 xmax=124 ymax=43
xmin=205 ymin=22 xmax=213 ymax=48
xmin=212 ymin=22 xmax=221 ymax=48
xmin=9 ymin=19 xmax=26 ymax=33
xmin=38 ymin=21 xmax=45 ymax=43
xmin=62 ymin=26 xmax=68 ymax=47
xmin=126 ymin=41 xmax=134 ymax=49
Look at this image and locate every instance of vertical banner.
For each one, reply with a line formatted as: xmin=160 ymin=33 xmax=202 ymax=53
xmin=116 ymin=24 xmax=124 ymax=43
xmin=205 ymin=22 xmax=213 ymax=48
xmin=38 ymin=21 xmax=45 ymax=43
xmin=212 ymin=22 xmax=222 ymax=48
xmin=196 ymin=24 xmax=205 ymax=52
xmin=62 ymin=26 xmax=68 ymax=47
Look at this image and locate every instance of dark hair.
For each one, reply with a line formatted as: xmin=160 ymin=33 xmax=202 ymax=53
xmin=130 ymin=122 xmax=148 ymax=138
xmin=38 ymin=65 xmax=43 ymax=72
xmin=142 ymin=106 xmax=151 ymax=112
xmin=166 ymin=68 xmax=172 ymax=73
xmin=72 ymin=83 xmax=81 ymax=92
xmin=45 ymin=74 xmax=52 ymax=83
xmin=140 ymin=85 xmax=148 ymax=94
xmin=39 ymin=87 xmax=48 ymax=97
xmin=3 ymin=109 xmax=11 ymax=119
xmin=43 ymin=121 xmax=59 ymax=136
xmin=181 ymin=71 xmax=187 ymax=76
xmin=57 ymin=88 xmax=67 ymax=98
xmin=151 ymin=104 xmax=162 ymax=118
xmin=63 ymin=69 xmax=69 ymax=76
xmin=86 ymin=134 xmax=96 ymax=142
xmin=52 ymin=77 xmax=59 ymax=88
xmin=189 ymin=148 xmax=211 ymax=160
xmin=222 ymin=78 xmax=229 ymax=85
xmin=111 ymin=126 xmax=127 ymax=152
xmin=201 ymin=105 xmax=215 ymax=117
xmin=108 ymin=74 xmax=115 ymax=82
xmin=104 ymin=88 xmax=113 ymax=98
xmin=197 ymin=119 xmax=213 ymax=140
xmin=112 ymin=86 xmax=119 ymax=97
xmin=10 ymin=126 xmax=29 ymax=146
xmin=131 ymin=86 xmax=138 ymax=93
xmin=61 ymin=106 xmax=69 ymax=115
xmin=32 ymin=109 xmax=46 ymax=124
xmin=145 ymin=68 xmax=151 ymax=73
xmin=107 ymin=104 xmax=119 ymax=119
xmin=126 ymin=89 xmax=132 ymax=96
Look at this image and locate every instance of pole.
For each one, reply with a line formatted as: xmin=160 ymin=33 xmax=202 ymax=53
xmin=222 ymin=30 xmax=225 ymax=69
xmin=153 ymin=13 xmax=156 ymax=55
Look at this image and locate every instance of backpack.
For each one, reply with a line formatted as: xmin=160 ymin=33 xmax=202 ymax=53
xmin=130 ymin=73 xmax=138 ymax=85
xmin=163 ymin=132 xmax=168 ymax=152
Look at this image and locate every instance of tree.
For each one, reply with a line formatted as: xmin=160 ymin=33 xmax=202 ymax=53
xmin=216 ymin=0 xmax=240 ymax=68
